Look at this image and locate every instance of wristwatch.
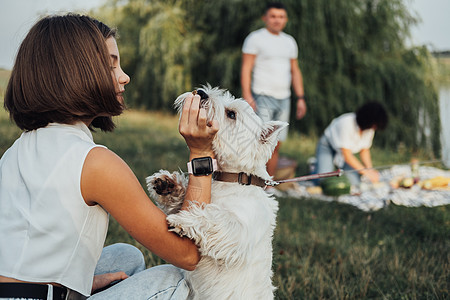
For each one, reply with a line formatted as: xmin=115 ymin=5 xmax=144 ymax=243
xmin=187 ymin=157 xmax=218 ymax=176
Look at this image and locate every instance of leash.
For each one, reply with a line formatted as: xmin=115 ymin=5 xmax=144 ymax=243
xmin=213 ymin=170 xmax=343 ymax=188
xmin=266 ymin=170 xmax=343 ymax=187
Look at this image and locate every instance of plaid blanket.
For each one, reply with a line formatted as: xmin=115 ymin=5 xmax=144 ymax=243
xmin=284 ymin=165 xmax=450 ymax=212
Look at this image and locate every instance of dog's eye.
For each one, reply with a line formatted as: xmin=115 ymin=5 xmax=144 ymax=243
xmin=226 ymin=109 xmax=236 ymax=120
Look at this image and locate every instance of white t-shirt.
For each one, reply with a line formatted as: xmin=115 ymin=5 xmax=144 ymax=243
xmin=242 ymin=28 xmax=298 ymax=99
xmin=0 ymin=122 xmax=108 ymax=296
xmin=324 ymin=113 xmax=375 ymax=168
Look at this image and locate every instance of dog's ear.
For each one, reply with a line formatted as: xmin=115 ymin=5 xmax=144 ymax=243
xmin=174 ymin=92 xmax=192 ymax=114
xmin=260 ymin=121 xmax=289 ymax=145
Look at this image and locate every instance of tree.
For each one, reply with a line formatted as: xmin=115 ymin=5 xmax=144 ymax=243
xmin=94 ymin=0 xmax=441 ymax=155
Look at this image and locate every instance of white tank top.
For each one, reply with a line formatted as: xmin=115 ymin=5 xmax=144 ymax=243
xmin=0 ymin=122 xmax=108 ymax=296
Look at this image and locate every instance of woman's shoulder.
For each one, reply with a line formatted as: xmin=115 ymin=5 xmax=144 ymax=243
xmin=84 ymin=146 xmax=124 ymax=172
xmin=338 ymin=112 xmax=356 ymax=121
xmin=330 ymin=112 xmax=355 ymax=128
xmin=81 ymin=146 xmax=135 ymax=206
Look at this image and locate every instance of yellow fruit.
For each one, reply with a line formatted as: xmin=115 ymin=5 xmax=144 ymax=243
xmin=421 ymin=176 xmax=450 ymax=190
xmin=399 ymin=177 xmax=414 ymax=188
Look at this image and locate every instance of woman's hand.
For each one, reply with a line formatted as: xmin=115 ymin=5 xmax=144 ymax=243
xmin=359 ymin=148 xmax=378 ymax=182
xmin=91 ymin=272 xmax=128 ymax=293
xmin=179 ymin=93 xmax=219 ymax=158
xmin=361 ymin=169 xmax=380 ymax=183
xmin=341 ymin=148 xmax=379 ymax=183
xmin=177 ymin=92 xmax=219 ymax=209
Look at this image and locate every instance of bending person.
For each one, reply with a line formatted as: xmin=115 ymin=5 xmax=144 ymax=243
xmin=314 ymin=102 xmax=388 ymax=186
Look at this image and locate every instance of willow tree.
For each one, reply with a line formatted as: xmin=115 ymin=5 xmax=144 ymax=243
xmin=183 ymin=0 xmax=440 ymax=154
xmin=94 ymin=0 xmax=441 ymax=155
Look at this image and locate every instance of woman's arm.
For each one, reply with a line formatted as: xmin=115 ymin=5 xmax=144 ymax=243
xmin=359 ymin=148 xmax=379 ymax=182
xmin=81 ymin=147 xmax=200 ymax=271
xmin=359 ymin=148 xmax=373 ymax=169
xmin=81 ymin=93 xmax=218 ymax=271
xmin=178 ymin=93 xmax=219 ymax=209
xmin=341 ymin=148 xmax=365 ymax=171
xmin=341 ymin=148 xmax=379 ymax=183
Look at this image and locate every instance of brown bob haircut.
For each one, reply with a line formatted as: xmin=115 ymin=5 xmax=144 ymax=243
xmin=4 ymin=14 xmax=124 ymax=132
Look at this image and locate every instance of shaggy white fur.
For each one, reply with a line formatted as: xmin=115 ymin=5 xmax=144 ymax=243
xmin=146 ymin=85 xmax=288 ymax=299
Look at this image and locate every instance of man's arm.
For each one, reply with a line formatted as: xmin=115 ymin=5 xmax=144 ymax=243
xmin=241 ymin=53 xmax=257 ymax=110
xmin=291 ymin=58 xmax=306 ymax=119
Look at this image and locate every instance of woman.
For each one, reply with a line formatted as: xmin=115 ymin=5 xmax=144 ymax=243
xmin=0 ymin=14 xmax=218 ymax=299
xmin=314 ymin=102 xmax=388 ymax=186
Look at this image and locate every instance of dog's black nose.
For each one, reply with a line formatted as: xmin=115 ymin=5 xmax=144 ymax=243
xmin=196 ymin=89 xmax=209 ymax=100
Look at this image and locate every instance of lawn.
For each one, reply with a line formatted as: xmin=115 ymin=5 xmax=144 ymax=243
xmin=98 ymin=111 xmax=450 ymax=300
xmin=435 ymin=55 xmax=450 ymax=86
xmin=0 ymin=69 xmax=448 ymax=299
xmin=0 ymin=105 xmax=448 ymax=299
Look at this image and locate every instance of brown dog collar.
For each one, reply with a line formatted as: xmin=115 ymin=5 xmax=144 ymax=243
xmin=212 ymin=171 xmax=268 ymax=188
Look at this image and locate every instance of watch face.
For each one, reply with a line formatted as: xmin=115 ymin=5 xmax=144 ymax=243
xmin=192 ymin=157 xmax=213 ymax=176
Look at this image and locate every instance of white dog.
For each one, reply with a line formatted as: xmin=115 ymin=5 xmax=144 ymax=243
xmin=146 ymin=85 xmax=288 ymax=299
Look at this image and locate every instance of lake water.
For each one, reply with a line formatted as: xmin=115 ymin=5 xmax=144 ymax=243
xmin=439 ymin=87 xmax=450 ymax=167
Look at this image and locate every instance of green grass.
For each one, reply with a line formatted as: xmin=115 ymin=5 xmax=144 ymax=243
xmin=435 ymin=56 xmax=450 ymax=86
xmin=274 ymin=198 xmax=449 ymax=299
xmin=1 ymin=73 xmax=448 ymax=299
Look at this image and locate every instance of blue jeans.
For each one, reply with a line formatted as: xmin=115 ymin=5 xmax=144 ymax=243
xmin=253 ymin=93 xmax=290 ymax=141
xmin=1 ymin=244 xmax=189 ymax=300
xmin=314 ymin=135 xmax=360 ymax=186
xmin=89 ymin=243 xmax=189 ymax=300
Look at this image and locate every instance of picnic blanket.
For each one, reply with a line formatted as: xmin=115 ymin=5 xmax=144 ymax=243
xmin=281 ymin=165 xmax=450 ymax=212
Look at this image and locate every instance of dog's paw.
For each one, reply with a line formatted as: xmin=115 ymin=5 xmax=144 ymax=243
xmin=146 ymin=170 xmax=188 ymax=214
xmin=147 ymin=170 xmax=186 ymax=196
xmin=152 ymin=176 xmax=175 ymax=196
xmin=168 ymin=224 xmax=187 ymax=238
xmin=167 ymin=213 xmax=194 ymax=240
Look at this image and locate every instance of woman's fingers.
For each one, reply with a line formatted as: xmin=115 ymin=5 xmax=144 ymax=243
xmin=189 ymin=96 xmax=201 ymax=126
xmin=180 ymin=93 xmax=196 ymax=127
xmin=178 ymin=92 xmax=218 ymax=157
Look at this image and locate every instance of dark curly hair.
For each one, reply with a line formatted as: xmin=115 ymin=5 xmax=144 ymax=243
xmin=356 ymin=102 xmax=388 ymax=131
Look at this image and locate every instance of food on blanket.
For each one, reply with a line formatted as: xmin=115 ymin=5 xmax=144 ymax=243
xmin=389 ymin=176 xmax=402 ymax=189
xmin=390 ymin=176 xmax=414 ymax=188
xmin=411 ymin=158 xmax=420 ymax=183
xmin=306 ymin=186 xmax=322 ymax=195
xmin=320 ymin=176 xmax=351 ymax=196
xmin=399 ymin=177 xmax=414 ymax=188
xmin=420 ymin=176 xmax=450 ymax=190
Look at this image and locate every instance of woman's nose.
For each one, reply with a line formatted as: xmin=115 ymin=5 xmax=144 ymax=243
xmin=119 ymin=70 xmax=130 ymax=85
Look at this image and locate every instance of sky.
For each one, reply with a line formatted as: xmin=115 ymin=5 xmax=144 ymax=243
xmin=1 ymin=0 xmax=449 ymax=70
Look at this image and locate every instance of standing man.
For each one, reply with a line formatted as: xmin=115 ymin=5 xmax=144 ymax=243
xmin=241 ymin=2 xmax=306 ymax=177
